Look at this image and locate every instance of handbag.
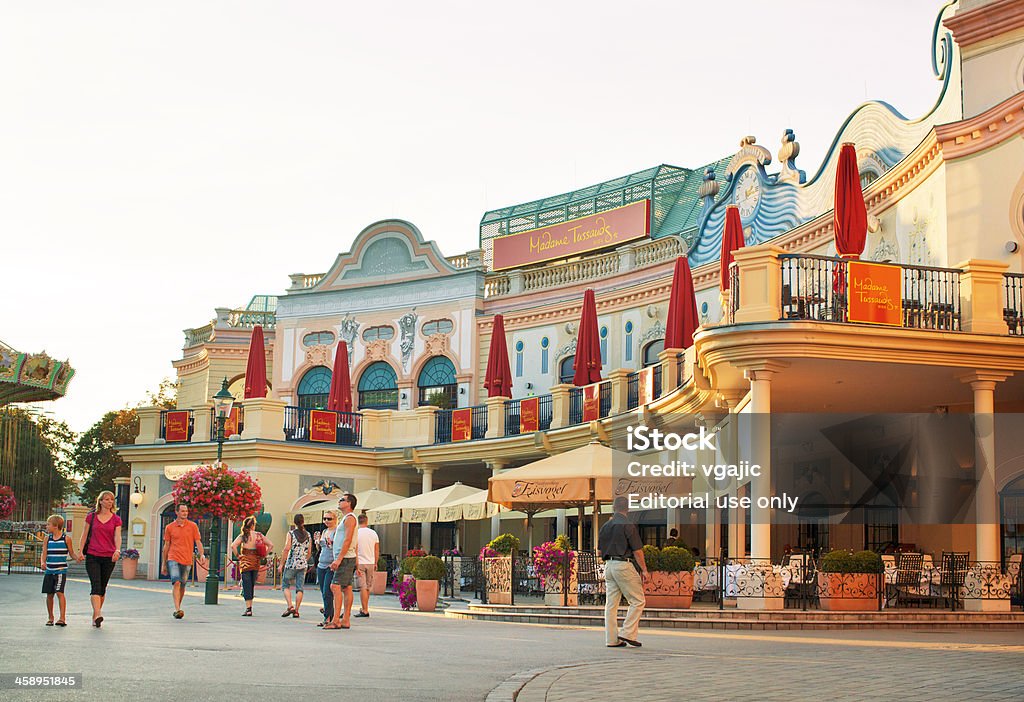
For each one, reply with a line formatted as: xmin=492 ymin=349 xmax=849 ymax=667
xmin=255 ymin=533 xmax=268 ymax=559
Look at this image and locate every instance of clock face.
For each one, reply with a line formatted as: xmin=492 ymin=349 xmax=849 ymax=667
xmin=735 ymin=168 xmax=761 ymax=219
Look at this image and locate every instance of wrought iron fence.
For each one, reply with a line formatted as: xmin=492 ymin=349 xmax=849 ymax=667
xmin=503 ymin=395 xmax=553 ymax=436
xmin=568 ymin=382 xmax=612 ymax=425
xmin=434 ymin=406 xmax=488 ymax=444
xmin=159 ymin=409 xmax=194 ymax=442
xmin=1 ymin=540 xmax=44 ymax=575
xmin=728 ymin=262 xmax=740 ymax=322
xmin=1004 ymin=273 xmax=1024 ymax=335
xmin=902 ymin=264 xmax=961 ymax=330
xmin=626 ymin=365 xmax=664 ymax=410
xmin=209 ymin=406 xmax=245 ymax=440
xmin=282 ymin=406 xmax=362 ymax=446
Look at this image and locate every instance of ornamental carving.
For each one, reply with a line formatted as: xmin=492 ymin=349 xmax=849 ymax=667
xmin=305 ymin=345 xmax=330 ymax=367
xmin=554 ymin=338 xmax=577 ymax=365
xmin=398 ymin=309 xmax=418 ymax=371
xmin=364 ymin=339 xmax=391 ymax=362
xmin=641 ymin=319 xmax=665 ymax=344
xmin=424 ymin=333 xmax=450 ymax=357
xmin=338 ymin=315 xmax=360 ymax=349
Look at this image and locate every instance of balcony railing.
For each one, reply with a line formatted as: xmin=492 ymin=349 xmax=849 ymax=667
xmin=568 ymin=382 xmax=612 ymax=425
xmin=209 ymin=406 xmax=245 ymax=441
xmin=283 ymin=407 xmax=362 ymax=447
xmin=626 ymin=365 xmax=663 ymax=410
xmin=1004 ymin=273 xmax=1024 ymax=335
xmin=434 ymin=405 xmax=488 ymax=444
xmin=778 ymin=254 xmax=961 ymax=330
xmin=159 ymin=410 xmax=194 ymax=443
xmin=503 ymin=395 xmax=553 ymax=436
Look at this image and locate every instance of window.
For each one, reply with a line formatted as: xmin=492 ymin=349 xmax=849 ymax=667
xmin=362 ymin=325 xmax=395 ymax=342
xmin=515 ymin=340 xmax=524 ymax=378
xmin=417 ymin=356 xmax=457 ymax=407
xmin=358 ymin=362 xmax=398 ymax=410
xmin=559 ymin=355 xmax=575 ymax=385
xmin=599 ymin=326 xmax=608 ymax=365
xmin=302 ymin=331 xmax=335 ymax=347
xmin=624 ymin=322 xmax=633 ymax=363
xmin=860 ymin=170 xmax=880 ymax=189
xmin=297 ymin=366 xmax=332 ymax=409
xmin=540 ymin=337 xmax=549 ymax=375
xmin=642 ymin=339 xmax=664 ymax=368
xmin=422 ymin=319 xmax=454 ymax=336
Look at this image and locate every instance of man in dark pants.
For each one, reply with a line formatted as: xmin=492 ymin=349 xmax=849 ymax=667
xmin=598 ymin=496 xmax=649 ymax=647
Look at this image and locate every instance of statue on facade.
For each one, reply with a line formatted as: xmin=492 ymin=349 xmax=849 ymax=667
xmin=398 ymin=309 xmax=418 ymax=370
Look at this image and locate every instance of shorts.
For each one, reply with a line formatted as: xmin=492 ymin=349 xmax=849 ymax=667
xmin=355 ymin=564 xmax=375 ymax=591
xmin=282 ymin=567 xmax=306 ymax=591
xmin=331 ymin=558 xmax=357 ymax=589
xmin=42 ymin=572 xmax=67 ymax=594
xmin=167 ymin=560 xmax=191 ymax=584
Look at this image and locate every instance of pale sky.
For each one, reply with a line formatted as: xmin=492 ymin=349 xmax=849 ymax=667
xmin=1 ymin=1 xmax=946 ymax=433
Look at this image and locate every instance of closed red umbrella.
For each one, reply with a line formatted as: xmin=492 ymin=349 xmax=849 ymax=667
xmin=243 ymin=325 xmax=268 ymax=399
xmin=484 ymin=315 xmax=512 ymax=398
xmin=833 ymin=143 xmax=868 ymax=299
xmin=326 ymin=341 xmax=352 ymax=413
xmin=665 ymin=256 xmax=700 ymax=349
xmin=573 ymin=289 xmax=603 ymax=386
xmin=720 ymin=206 xmax=746 ymax=291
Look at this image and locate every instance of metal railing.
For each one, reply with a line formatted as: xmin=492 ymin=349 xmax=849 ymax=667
xmin=1004 ymin=273 xmax=1024 ymax=335
xmin=503 ymin=395 xmax=553 ymax=435
xmin=434 ymin=405 xmax=488 ymax=444
xmin=282 ymin=407 xmax=362 ymax=446
xmin=626 ymin=365 xmax=663 ymax=410
xmin=159 ymin=409 xmax=194 ymax=442
xmin=209 ymin=406 xmax=245 ymax=440
xmin=728 ymin=262 xmax=740 ymax=322
xmin=568 ymin=381 xmax=612 ymax=425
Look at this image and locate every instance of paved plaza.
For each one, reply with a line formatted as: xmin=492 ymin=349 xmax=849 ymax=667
xmin=1 ymin=575 xmax=1022 ymax=701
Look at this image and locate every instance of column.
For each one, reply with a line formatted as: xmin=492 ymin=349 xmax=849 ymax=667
xmin=418 ymin=466 xmax=435 ymax=552
xmin=556 ymin=509 xmax=567 ymax=539
xmin=135 ymin=407 xmax=162 ymax=444
xmin=487 ymin=461 xmax=505 ymax=540
xmin=113 ymin=477 xmax=131 ymax=552
xmin=484 ymin=396 xmax=509 ymax=439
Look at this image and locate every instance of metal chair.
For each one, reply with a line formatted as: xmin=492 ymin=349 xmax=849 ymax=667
xmin=937 ymin=551 xmax=969 ymax=610
xmin=891 ymin=552 xmax=924 ymax=607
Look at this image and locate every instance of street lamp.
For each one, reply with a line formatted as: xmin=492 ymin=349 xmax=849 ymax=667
xmin=206 ymin=377 xmax=235 ymax=605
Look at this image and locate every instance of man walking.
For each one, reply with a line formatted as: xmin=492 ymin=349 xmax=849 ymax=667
xmin=598 ymin=496 xmax=648 ymax=648
xmin=354 ymin=514 xmax=379 ymax=618
xmin=161 ymin=503 xmax=206 ymax=620
xmin=326 ymin=493 xmax=358 ymax=630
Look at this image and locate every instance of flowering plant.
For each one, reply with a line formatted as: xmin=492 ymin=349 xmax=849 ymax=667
xmin=0 ymin=485 xmax=16 ymax=520
xmin=479 ymin=546 xmax=498 ymax=559
xmin=171 ymin=463 xmax=261 ymax=521
xmin=397 ymin=577 xmax=417 ymax=610
xmin=120 ymin=549 xmax=140 ymax=560
xmin=404 ymin=548 xmax=426 ymax=557
xmin=532 ymin=536 xmax=575 ymax=587
xmin=441 ymin=548 xmax=461 ymax=557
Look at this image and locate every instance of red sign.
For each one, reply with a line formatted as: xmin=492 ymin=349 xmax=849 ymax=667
xmin=582 ymin=383 xmax=601 ymax=422
xmin=520 ymin=397 xmax=539 ymax=433
xmin=164 ymin=411 xmax=190 ymax=442
xmin=847 ymin=261 xmax=902 ymax=326
xmin=310 ymin=410 xmax=338 ymax=443
xmin=492 ymin=200 xmax=650 ymax=271
xmin=452 ymin=408 xmax=473 ymax=442
xmin=224 ymin=407 xmax=241 ymax=437
xmin=637 ymin=367 xmax=655 ymax=407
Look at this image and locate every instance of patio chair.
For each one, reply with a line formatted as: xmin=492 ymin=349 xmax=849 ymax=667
xmin=937 ymin=552 xmax=969 ymax=610
xmin=891 ymin=552 xmax=924 ymax=608
xmin=576 ymin=550 xmax=604 ymax=605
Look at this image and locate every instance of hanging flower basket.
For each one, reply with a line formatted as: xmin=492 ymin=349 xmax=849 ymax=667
xmin=0 ymin=485 xmax=16 ymax=520
xmin=170 ymin=463 xmax=262 ymax=522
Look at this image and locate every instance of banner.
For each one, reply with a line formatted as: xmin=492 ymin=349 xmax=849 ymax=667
xmin=164 ymin=411 xmax=191 ymax=442
xmin=520 ymin=397 xmax=539 ymax=433
xmin=637 ymin=367 xmax=655 ymax=407
xmin=310 ymin=410 xmax=338 ymax=443
xmin=452 ymin=408 xmax=473 ymax=442
xmin=224 ymin=407 xmax=241 ymax=437
xmin=492 ymin=200 xmax=650 ymax=270
xmin=847 ymin=260 xmax=902 ymax=326
xmin=582 ymin=383 xmax=601 ymax=422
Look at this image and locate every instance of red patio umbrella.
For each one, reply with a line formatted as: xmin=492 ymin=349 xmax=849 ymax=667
xmin=833 ymin=142 xmax=868 ymax=297
xmin=573 ymin=289 xmax=603 ymax=386
xmin=243 ymin=325 xmax=268 ymax=399
xmin=665 ymin=256 xmax=700 ymax=350
xmin=326 ymin=341 xmax=352 ymax=413
xmin=720 ymin=206 xmax=746 ymax=291
xmin=484 ymin=315 xmax=512 ymax=398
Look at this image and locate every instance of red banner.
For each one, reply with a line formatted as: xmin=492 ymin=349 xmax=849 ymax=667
xmin=164 ymin=411 xmax=190 ymax=442
xmin=224 ymin=407 xmax=241 ymax=437
xmin=452 ymin=408 xmax=473 ymax=442
xmin=637 ymin=367 xmax=655 ymax=407
xmin=847 ymin=261 xmax=902 ymax=326
xmin=582 ymin=383 xmax=601 ymax=422
xmin=492 ymin=200 xmax=650 ymax=271
xmin=520 ymin=397 xmax=539 ymax=433
xmin=310 ymin=410 xmax=338 ymax=443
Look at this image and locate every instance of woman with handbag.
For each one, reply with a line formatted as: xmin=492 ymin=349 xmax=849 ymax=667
xmin=230 ymin=516 xmax=273 ymax=616
xmin=80 ymin=490 xmax=122 ymax=628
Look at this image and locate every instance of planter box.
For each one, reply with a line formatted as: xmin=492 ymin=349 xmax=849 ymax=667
xmin=817 ymin=572 xmax=880 ymax=611
xmin=416 ymin=579 xmax=440 ymax=612
xmin=372 ymin=571 xmax=387 ymax=595
xmin=121 ymin=558 xmax=138 ymax=580
xmin=484 ymin=556 xmax=512 ymax=605
xmin=643 ymin=570 xmax=694 ymax=609
xmin=543 ymin=554 xmax=579 ymax=606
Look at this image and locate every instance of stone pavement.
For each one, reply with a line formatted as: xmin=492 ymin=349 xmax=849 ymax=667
xmin=1 ymin=574 xmax=1022 ymax=702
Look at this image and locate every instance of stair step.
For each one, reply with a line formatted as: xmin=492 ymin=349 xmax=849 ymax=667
xmin=467 ymin=604 xmax=1024 ymax=621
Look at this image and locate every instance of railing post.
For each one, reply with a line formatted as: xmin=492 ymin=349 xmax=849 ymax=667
xmin=510 ymin=550 xmax=516 ymax=606
xmin=240 ymin=398 xmax=286 ymax=441
xmin=957 ymin=259 xmax=1009 ymax=334
xmin=658 ymin=349 xmax=684 ymax=389
xmin=484 ymin=396 xmax=509 ymax=439
xmin=732 ymin=244 xmax=785 ymax=323
xmin=193 ymin=402 xmax=214 ymax=442
xmin=549 ymin=384 xmax=573 ymax=429
xmin=135 ymin=406 xmax=162 ymax=444
xmin=607 ymin=369 xmax=631 ymax=415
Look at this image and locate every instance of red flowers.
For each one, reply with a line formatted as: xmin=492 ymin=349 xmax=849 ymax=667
xmin=170 ymin=464 xmax=262 ymax=521
xmin=0 ymin=485 xmax=15 ymax=520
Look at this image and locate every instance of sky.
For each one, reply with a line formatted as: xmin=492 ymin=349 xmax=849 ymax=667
xmin=1 ymin=0 xmax=948 ymax=433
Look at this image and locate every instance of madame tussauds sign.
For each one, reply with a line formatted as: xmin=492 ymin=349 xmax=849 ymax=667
xmin=492 ymin=200 xmax=650 ymax=271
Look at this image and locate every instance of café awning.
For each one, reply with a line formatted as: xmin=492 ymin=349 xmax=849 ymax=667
xmin=367 ymin=482 xmax=482 ymax=525
xmin=438 ymin=489 xmax=504 ymax=522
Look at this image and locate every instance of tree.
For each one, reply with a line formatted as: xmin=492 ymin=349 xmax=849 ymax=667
xmin=145 ymin=377 xmax=178 ymax=410
xmin=73 ymin=409 xmax=139 ymax=507
xmin=0 ymin=408 xmax=76 ymax=521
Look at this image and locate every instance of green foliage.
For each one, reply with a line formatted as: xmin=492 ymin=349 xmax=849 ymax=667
xmin=553 ymin=534 xmax=572 ymax=551
xmin=819 ymin=550 xmax=884 ymax=574
xmin=487 ymin=533 xmax=520 ymax=555
xmin=72 ymin=409 xmax=139 ymax=506
xmin=0 ymin=408 xmax=75 ymax=519
xmin=642 ymin=545 xmax=660 ymax=571
xmin=852 ymin=550 xmax=884 ymax=574
xmin=377 ymin=555 xmax=389 ymax=570
xmin=145 ymin=377 xmax=179 ymax=410
xmin=412 ymin=555 xmax=447 ymax=581
xmin=425 ymin=391 xmax=452 ymax=410
xmin=400 ymin=556 xmax=423 ymax=575
xmin=658 ymin=546 xmax=696 ymax=573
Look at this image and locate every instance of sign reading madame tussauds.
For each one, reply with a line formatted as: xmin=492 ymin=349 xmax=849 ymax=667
xmin=847 ymin=260 xmax=902 ymax=326
xmin=492 ymin=200 xmax=650 ymax=271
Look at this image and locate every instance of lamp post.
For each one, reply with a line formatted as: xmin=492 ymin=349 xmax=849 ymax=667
xmin=206 ymin=378 xmax=235 ymax=605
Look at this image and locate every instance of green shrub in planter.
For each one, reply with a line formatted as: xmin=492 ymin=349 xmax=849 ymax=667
xmin=852 ymin=550 xmax=883 ymax=574
xmin=377 ymin=556 xmax=389 ymax=571
xmin=413 ymin=555 xmax=447 ymax=581
xmin=642 ymin=545 xmax=660 ymax=571
xmin=400 ymin=556 xmax=423 ymax=575
xmin=487 ymin=533 xmax=520 ymax=555
xmin=657 ymin=546 xmax=696 ymax=573
xmin=820 ymin=550 xmax=883 ymax=574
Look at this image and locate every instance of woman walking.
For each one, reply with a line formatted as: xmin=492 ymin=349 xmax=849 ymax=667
xmin=79 ymin=490 xmax=122 ymax=628
xmin=315 ymin=512 xmax=336 ymax=627
xmin=279 ymin=514 xmax=312 ymax=618
xmin=230 ymin=516 xmax=273 ymax=616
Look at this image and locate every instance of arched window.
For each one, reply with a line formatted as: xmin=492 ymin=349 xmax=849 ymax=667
xmin=417 ymin=356 xmax=457 ymax=407
xmin=297 ymin=366 xmax=332 ymax=409
xmin=515 ymin=340 xmax=524 ymax=378
xmin=422 ymin=319 xmax=454 ymax=336
xmin=362 ymin=325 xmax=395 ymax=342
xmin=624 ymin=322 xmax=633 ymax=363
xmin=358 ymin=362 xmax=399 ymax=410
xmin=302 ymin=331 xmax=335 ymax=347
xmin=540 ymin=337 xmax=549 ymax=375
xmin=642 ymin=339 xmax=664 ymax=368
xmin=559 ymin=355 xmax=575 ymax=385
xmin=1001 ymin=474 xmax=1024 ymax=564
xmin=600 ymin=326 xmax=609 ymax=365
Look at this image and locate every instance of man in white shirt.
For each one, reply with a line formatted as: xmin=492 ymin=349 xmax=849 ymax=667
xmin=354 ymin=514 xmax=380 ymax=618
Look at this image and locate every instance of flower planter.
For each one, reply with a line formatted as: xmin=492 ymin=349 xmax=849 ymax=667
xmin=817 ymin=572 xmax=880 ymax=611
xmin=643 ymin=571 xmax=694 ymax=609
xmin=542 ymin=554 xmax=579 ymax=606
xmin=372 ymin=571 xmax=387 ymax=595
xmin=484 ymin=556 xmax=512 ymax=605
xmin=121 ymin=558 xmax=138 ymax=580
xmin=256 ymin=566 xmax=268 ymax=585
xmin=415 ymin=579 xmax=440 ymax=612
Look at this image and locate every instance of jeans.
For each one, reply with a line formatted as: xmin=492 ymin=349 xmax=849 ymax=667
xmin=318 ymin=566 xmax=334 ymax=622
xmin=85 ymin=554 xmax=116 ymax=597
xmin=240 ymin=569 xmax=257 ymax=602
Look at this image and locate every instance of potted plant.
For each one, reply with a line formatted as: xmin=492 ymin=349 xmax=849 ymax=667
xmin=425 ymin=391 xmax=452 ymax=410
xmin=534 ymin=535 xmax=577 ymax=606
xmin=817 ymin=550 xmax=882 ymax=611
xmin=401 ymin=550 xmax=425 ymax=583
xmin=413 ymin=555 xmax=446 ymax=612
xmin=120 ymin=549 xmax=140 ymax=580
xmin=373 ymin=556 xmax=389 ymax=595
xmin=397 ymin=577 xmax=417 ymax=610
xmin=642 ymin=545 xmax=696 ymax=608
xmin=482 ymin=534 xmax=519 ymax=605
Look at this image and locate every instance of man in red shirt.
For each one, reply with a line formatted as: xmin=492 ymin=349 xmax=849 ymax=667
xmin=161 ymin=504 xmax=206 ymax=619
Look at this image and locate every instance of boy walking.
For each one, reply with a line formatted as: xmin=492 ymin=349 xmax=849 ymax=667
xmin=41 ymin=514 xmax=81 ymax=627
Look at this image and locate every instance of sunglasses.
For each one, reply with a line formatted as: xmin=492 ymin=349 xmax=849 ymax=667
xmin=324 ymin=518 xmax=336 ymax=522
